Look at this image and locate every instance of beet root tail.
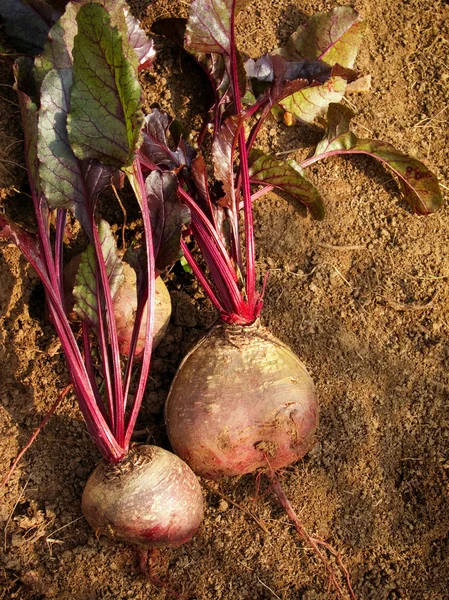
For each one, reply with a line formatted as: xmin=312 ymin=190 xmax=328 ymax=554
xmin=266 ymin=470 xmax=356 ymax=600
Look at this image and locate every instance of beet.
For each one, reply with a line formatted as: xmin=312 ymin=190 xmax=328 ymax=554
xmin=165 ymin=322 xmax=318 ymax=480
xmin=113 ymin=263 xmax=171 ymax=357
xmin=64 ymin=257 xmax=171 ymax=356
xmin=82 ymin=445 xmax=204 ymax=548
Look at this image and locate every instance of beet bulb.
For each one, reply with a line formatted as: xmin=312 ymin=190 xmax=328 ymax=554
xmin=64 ymin=257 xmax=172 ymax=356
xmin=82 ymin=445 xmax=204 ymax=547
xmin=113 ymin=263 xmax=171 ymax=356
xmin=165 ymin=322 xmax=318 ymax=480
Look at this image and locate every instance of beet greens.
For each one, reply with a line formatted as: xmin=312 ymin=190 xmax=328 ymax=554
xmin=149 ymin=0 xmax=442 ymax=328
xmin=0 ymin=0 xmax=188 ymax=463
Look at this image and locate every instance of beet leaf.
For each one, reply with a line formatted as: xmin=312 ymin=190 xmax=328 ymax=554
xmin=68 ymin=2 xmax=144 ymax=168
xmin=248 ymin=150 xmax=324 ymax=220
xmin=277 ymin=7 xmax=365 ymax=124
xmin=303 ymin=103 xmax=442 ymax=215
xmin=37 ymin=68 xmax=95 ymax=229
xmin=35 ymin=12 xmax=119 ymax=238
xmin=139 ymin=108 xmax=194 ymax=170
xmin=278 ymin=76 xmax=346 ymax=124
xmin=124 ymin=6 xmax=156 ymax=71
xmin=73 ymin=220 xmax=125 ymax=325
xmin=283 ymin=6 xmax=365 ymax=68
xmin=146 ymin=171 xmax=191 ymax=273
xmin=184 ymin=0 xmax=250 ymax=55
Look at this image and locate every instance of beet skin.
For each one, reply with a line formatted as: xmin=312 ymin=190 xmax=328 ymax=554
xmin=165 ymin=322 xmax=318 ymax=479
xmin=82 ymin=445 xmax=204 ymax=547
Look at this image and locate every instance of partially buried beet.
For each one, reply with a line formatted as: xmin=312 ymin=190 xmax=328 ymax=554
xmin=64 ymin=257 xmax=172 ymax=357
xmin=0 ymin=0 xmax=204 ymax=554
xmin=165 ymin=322 xmax=317 ymax=480
xmin=82 ymin=445 xmax=204 ymax=547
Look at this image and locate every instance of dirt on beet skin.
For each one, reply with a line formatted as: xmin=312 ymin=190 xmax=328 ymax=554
xmin=1 ymin=0 xmax=448 ymax=599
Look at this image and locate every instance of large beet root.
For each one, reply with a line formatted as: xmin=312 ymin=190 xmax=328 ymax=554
xmin=64 ymin=257 xmax=171 ymax=356
xmin=82 ymin=445 xmax=204 ymax=548
xmin=165 ymin=322 xmax=318 ymax=479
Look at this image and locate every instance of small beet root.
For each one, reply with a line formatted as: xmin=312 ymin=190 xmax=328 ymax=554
xmin=165 ymin=322 xmax=318 ymax=479
xmin=64 ymin=257 xmax=172 ymax=356
xmin=82 ymin=445 xmax=204 ymax=548
xmin=113 ymin=264 xmax=172 ymax=357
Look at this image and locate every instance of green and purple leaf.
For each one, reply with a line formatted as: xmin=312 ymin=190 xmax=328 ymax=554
xmin=37 ymin=66 xmax=118 ymax=236
xmin=279 ymin=76 xmax=346 ymax=124
xmin=139 ymin=108 xmax=195 ymax=170
xmin=34 ymin=9 xmax=85 ymax=207
xmin=185 ymin=0 xmax=252 ymax=55
xmin=37 ymin=68 xmax=92 ymax=227
xmin=0 ymin=0 xmax=59 ymax=54
xmin=278 ymin=7 xmax=365 ymax=123
xmin=33 ymin=1 xmax=154 ymax=85
xmin=124 ymin=6 xmax=156 ymax=71
xmin=249 ymin=149 xmax=324 ymax=220
xmin=146 ymin=171 xmax=191 ymax=273
xmin=33 ymin=4 xmax=130 ymax=234
xmin=284 ymin=7 xmax=365 ymax=68
xmin=67 ymin=2 xmax=144 ymax=169
xmin=33 ymin=23 xmax=71 ymax=92
xmin=80 ymin=160 xmax=122 ymax=202
xmin=73 ymin=220 xmax=125 ymax=325
xmin=308 ymin=103 xmax=442 ymax=215
xmin=32 ymin=2 xmax=81 ymax=91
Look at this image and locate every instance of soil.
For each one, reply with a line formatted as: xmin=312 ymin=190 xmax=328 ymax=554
xmin=1 ymin=0 xmax=449 ymax=599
